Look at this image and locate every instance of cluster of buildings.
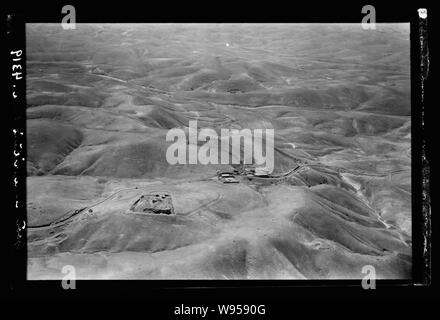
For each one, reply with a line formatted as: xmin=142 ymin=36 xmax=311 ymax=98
xmin=216 ymin=164 xmax=272 ymax=184
xmin=243 ymin=166 xmax=271 ymax=178
xmin=217 ymin=170 xmax=239 ymax=183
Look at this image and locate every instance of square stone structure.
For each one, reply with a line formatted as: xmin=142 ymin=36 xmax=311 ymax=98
xmin=130 ymin=192 xmax=175 ymax=215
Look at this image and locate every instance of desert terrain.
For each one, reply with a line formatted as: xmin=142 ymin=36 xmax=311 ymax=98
xmin=27 ymin=23 xmax=411 ymax=279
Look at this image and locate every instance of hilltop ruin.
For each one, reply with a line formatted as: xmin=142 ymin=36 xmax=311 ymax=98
xmin=130 ymin=192 xmax=175 ymax=215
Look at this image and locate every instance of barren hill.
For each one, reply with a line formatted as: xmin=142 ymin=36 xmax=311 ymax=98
xmin=27 ymin=23 xmax=411 ymax=279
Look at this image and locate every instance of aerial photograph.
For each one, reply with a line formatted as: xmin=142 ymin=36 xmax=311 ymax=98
xmin=26 ymin=23 xmax=411 ymax=279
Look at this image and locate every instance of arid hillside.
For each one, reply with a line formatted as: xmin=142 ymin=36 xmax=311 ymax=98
xmin=27 ymin=24 xmax=411 ymax=279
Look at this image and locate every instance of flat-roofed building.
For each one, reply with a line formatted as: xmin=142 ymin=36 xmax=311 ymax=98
xmin=255 ymin=167 xmax=270 ymax=177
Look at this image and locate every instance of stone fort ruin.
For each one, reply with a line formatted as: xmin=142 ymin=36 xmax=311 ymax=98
xmin=130 ymin=192 xmax=175 ymax=215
